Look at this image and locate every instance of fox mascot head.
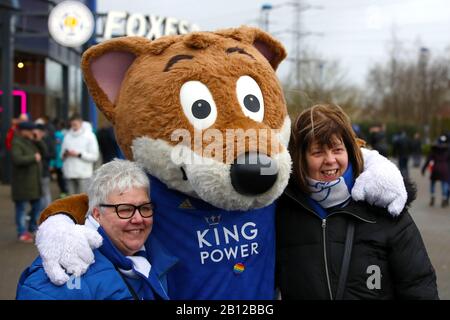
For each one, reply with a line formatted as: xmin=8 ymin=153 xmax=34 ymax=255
xmin=81 ymin=26 xmax=291 ymax=210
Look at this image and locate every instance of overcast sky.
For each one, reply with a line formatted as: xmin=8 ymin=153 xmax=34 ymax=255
xmin=97 ymin=0 xmax=450 ymax=87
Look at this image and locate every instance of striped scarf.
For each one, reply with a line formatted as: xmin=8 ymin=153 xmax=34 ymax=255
xmin=306 ymin=163 xmax=354 ymax=218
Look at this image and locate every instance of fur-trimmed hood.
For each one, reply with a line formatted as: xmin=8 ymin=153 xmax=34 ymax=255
xmin=403 ymin=176 xmax=417 ymax=210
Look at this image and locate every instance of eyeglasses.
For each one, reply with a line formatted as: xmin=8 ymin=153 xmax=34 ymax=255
xmin=99 ymin=202 xmax=154 ymax=219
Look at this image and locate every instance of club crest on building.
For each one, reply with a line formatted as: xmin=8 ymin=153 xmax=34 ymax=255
xmin=48 ymin=0 xmax=95 ymax=47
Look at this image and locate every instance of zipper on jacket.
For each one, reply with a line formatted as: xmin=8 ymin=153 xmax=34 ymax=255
xmin=322 ymin=219 xmax=333 ymax=300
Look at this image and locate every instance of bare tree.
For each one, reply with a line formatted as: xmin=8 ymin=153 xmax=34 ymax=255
xmin=282 ymin=50 xmax=363 ymax=119
xmin=365 ymin=43 xmax=450 ymax=140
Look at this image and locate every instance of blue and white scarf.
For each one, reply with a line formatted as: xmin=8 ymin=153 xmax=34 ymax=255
xmin=306 ymin=163 xmax=354 ymax=218
xmin=85 ymin=215 xmax=167 ymax=300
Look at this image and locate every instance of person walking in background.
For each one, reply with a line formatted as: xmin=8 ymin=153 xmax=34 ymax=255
xmin=11 ymin=122 xmax=45 ymax=243
xmin=17 ymin=159 xmax=173 ymax=300
xmin=351 ymin=124 xmax=366 ymax=141
xmin=422 ymin=134 xmax=449 ymax=208
xmin=50 ymin=119 xmax=68 ymax=198
xmin=34 ymin=123 xmax=55 ymax=209
xmin=5 ymin=113 xmax=29 ymax=151
xmin=35 ymin=116 xmax=56 ymax=152
xmin=392 ymin=130 xmax=412 ymax=178
xmin=276 ymin=104 xmax=438 ymax=300
xmin=411 ymin=132 xmax=423 ymax=168
xmin=368 ymin=123 xmax=389 ymax=157
xmin=61 ymin=114 xmax=99 ymax=195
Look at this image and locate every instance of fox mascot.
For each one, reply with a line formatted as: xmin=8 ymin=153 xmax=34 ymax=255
xmin=33 ymin=26 xmax=406 ymax=299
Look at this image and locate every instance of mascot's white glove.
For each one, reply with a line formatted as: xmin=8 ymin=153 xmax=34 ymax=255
xmin=352 ymin=148 xmax=407 ymax=216
xmin=35 ymin=214 xmax=102 ymax=285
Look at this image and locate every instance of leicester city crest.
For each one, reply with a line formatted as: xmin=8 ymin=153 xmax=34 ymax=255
xmin=48 ymin=1 xmax=94 ymax=47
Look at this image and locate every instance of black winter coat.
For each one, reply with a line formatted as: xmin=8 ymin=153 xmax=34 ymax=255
xmin=275 ymin=182 xmax=438 ymax=300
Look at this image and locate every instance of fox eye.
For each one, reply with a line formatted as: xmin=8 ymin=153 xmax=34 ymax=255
xmin=180 ymin=81 xmax=217 ymax=130
xmin=236 ymin=75 xmax=264 ymax=122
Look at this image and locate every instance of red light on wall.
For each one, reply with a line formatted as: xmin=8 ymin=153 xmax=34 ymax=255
xmin=0 ymin=89 xmax=27 ymax=114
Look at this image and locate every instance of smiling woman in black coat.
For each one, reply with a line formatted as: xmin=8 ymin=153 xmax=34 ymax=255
xmin=276 ymin=104 xmax=438 ymax=300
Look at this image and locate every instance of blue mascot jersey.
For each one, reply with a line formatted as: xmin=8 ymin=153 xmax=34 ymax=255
xmin=149 ymin=176 xmax=276 ymax=300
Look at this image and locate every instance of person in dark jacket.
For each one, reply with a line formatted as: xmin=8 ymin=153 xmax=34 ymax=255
xmin=11 ymin=122 xmax=44 ymax=243
xmin=276 ymin=104 xmax=438 ymax=300
xmin=368 ymin=123 xmax=388 ymax=157
xmin=392 ymin=130 xmax=411 ymax=178
xmin=97 ymin=125 xmax=123 ymax=164
xmin=16 ymin=159 xmax=176 ymax=300
xmin=421 ymin=135 xmax=449 ymax=208
xmin=34 ymin=123 xmax=56 ymax=209
xmin=50 ymin=119 xmax=68 ymax=198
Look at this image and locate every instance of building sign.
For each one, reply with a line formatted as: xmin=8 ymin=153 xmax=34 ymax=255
xmin=48 ymin=1 xmax=95 ymax=47
xmin=48 ymin=3 xmax=200 ymax=46
xmin=96 ymin=11 xmax=200 ymax=41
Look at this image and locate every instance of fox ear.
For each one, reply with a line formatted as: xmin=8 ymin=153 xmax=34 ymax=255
xmin=81 ymin=37 xmax=148 ymax=123
xmin=216 ymin=26 xmax=287 ymax=70
xmin=252 ymin=35 xmax=286 ymax=70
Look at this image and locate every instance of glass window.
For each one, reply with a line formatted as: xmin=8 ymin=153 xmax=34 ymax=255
xmin=45 ymin=58 xmax=63 ymax=94
xmin=69 ymin=65 xmax=82 ymax=110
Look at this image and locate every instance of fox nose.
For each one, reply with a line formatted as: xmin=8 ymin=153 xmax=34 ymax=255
xmin=230 ymin=152 xmax=278 ymax=195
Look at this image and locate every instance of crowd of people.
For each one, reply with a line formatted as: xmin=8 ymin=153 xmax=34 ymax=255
xmin=366 ymin=125 xmax=450 ymax=208
xmin=5 ymin=113 xmax=121 ymax=243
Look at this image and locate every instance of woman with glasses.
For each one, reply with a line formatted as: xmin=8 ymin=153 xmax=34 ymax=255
xmin=16 ymin=159 xmax=177 ymax=300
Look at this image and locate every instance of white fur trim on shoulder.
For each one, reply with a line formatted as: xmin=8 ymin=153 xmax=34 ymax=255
xmin=353 ymin=148 xmax=407 ymax=216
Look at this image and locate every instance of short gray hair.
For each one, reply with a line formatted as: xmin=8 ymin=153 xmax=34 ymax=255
xmin=87 ymin=159 xmax=149 ymax=216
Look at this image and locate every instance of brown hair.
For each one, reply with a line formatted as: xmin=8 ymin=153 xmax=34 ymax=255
xmin=69 ymin=113 xmax=82 ymax=122
xmin=289 ymin=104 xmax=364 ymax=193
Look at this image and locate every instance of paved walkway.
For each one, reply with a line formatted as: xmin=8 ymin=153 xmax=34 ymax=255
xmin=406 ymin=165 xmax=450 ymax=298
xmin=0 ymin=164 xmax=448 ymax=299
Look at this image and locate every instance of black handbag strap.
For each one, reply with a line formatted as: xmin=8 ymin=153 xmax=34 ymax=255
xmin=335 ymin=220 xmax=355 ymax=300
xmin=115 ymin=266 xmax=140 ymax=300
